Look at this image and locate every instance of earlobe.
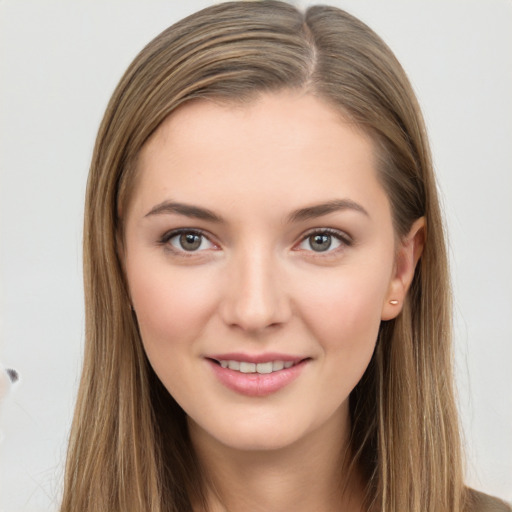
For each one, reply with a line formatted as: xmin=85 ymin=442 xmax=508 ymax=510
xmin=381 ymin=217 xmax=425 ymax=320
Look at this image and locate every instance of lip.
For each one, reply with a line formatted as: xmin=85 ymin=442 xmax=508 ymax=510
xmin=206 ymin=353 xmax=310 ymax=397
xmin=208 ymin=352 xmax=304 ymax=364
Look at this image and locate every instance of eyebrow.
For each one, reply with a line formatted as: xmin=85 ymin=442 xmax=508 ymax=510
xmin=145 ymin=201 xmax=224 ymax=223
xmin=288 ymin=199 xmax=369 ymax=222
xmin=144 ymin=198 xmax=369 ymax=223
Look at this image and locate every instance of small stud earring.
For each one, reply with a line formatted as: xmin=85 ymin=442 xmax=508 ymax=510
xmin=389 ymin=299 xmax=399 ymax=305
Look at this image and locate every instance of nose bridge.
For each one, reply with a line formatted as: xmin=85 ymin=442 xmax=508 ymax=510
xmin=222 ymin=240 xmax=288 ymax=332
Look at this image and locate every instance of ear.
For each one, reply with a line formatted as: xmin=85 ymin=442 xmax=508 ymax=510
xmin=381 ymin=217 xmax=425 ymax=320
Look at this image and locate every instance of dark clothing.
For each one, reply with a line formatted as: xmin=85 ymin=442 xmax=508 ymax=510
xmin=468 ymin=488 xmax=512 ymax=512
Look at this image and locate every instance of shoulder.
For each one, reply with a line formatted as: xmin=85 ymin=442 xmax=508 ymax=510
xmin=466 ymin=488 xmax=512 ymax=512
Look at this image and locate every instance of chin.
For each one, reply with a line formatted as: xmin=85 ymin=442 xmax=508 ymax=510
xmin=191 ymin=402 xmax=348 ymax=456
xmin=227 ymin=430 xmax=301 ymax=452
xmin=188 ymin=412 xmax=313 ymax=454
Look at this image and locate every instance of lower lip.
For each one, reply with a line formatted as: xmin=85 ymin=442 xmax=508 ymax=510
xmin=207 ymin=359 xmax=308 ymax=397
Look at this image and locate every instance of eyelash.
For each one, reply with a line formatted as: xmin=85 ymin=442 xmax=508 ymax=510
xmin=297 ymin=228 xmax=353 ymax=255
xmin=158 ymin=227 xmax=353 ymax=256
xmin=158 ymin=228 xmax=216 ymax=256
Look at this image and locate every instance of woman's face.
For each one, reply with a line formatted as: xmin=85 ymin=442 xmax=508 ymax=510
xmin=123 ymin=91 xmax=418 ymax=453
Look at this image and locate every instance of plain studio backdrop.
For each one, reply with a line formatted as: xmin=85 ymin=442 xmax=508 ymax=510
xmin=0 ymin=1 xmax=511 ymax=510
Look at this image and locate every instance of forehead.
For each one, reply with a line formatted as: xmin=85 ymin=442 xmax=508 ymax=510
xmin=131 ymin=91 xmax=388 ymax=221
xmin=145 ymin=92 xmax=366 ymax=159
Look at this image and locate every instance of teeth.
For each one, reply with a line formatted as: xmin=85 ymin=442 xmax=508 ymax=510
xmin=218 ymin=359 xmax=298 ymax=374
xmin=272 ymin=361 xmax=284 ymax=371
xmin=239 ymin=362 xmax=256 ymax=373
xmin=256 ymin=362 xmax=273 ymax=374
xmin=227 ymin=361 xmax=240 ymax=371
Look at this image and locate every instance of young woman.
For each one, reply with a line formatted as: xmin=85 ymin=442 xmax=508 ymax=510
xmin=59 ymin=2 xmax=511 ymax=511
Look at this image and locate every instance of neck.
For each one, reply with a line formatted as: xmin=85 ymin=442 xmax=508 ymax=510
xmin=189 ymin=405 xmax=365 ymax=512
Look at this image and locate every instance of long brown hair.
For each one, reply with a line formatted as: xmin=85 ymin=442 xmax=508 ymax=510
xmin=60 ymin=2 xmax=465 ymax=511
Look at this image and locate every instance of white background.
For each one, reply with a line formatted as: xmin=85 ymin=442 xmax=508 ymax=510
xmin=1 ymin=1 xmax=511 ymax=510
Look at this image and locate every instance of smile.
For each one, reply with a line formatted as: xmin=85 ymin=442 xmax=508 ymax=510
xmin=207 ymin=356 xmax=309 ymax=396
xmin=216 ymin=360 xmax=296 ymax=374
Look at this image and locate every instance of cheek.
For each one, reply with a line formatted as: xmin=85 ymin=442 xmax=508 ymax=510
xmin=127 ymin=259 xmax=220 ymax=349
xmin=295 ymin=263 xmax=391 ymax=352
xmin=127 ymin=261 xmax=223 ymax=402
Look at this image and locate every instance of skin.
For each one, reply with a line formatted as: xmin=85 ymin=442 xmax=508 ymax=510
xmin=123 ymin=90 xmax=424 ymax=512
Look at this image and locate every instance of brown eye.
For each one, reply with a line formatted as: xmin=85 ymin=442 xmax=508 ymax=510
xmin=166 ymin=230 xmax=214 ymax=252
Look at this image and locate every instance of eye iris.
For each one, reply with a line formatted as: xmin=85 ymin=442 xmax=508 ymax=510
xmin=180 ymin=232 xmax=202 ymax=251
xmin=309 ymin=234 xmax=331 ymax=252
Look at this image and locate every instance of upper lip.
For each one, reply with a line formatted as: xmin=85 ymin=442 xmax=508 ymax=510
xmin=207 ymin=353 xmax=308 ymax=364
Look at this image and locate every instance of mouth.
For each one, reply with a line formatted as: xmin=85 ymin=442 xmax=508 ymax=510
xmin=208 ymin=358 xmax=305 ymax=374
xmin=206 ymin=355 xmax=310 ymax=396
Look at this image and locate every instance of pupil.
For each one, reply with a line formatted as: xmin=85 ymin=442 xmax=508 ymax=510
xmin=180 ymin=232 xmax=201 ymax=251
xmin=310 ymin=234 xmax=331 ymax=252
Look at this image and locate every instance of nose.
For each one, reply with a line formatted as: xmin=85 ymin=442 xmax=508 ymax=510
xmin=220 ymin=246 xmax=291 ymax=334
